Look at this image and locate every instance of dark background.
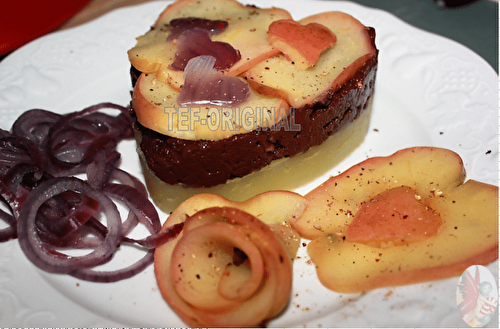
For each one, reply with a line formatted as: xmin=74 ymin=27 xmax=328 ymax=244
xmin=348 ymin=0 xmax=498 ymax=72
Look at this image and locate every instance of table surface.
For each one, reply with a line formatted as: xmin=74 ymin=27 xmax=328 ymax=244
xmin=2 ymin=0 xmax=498 ymax=72
xmin=55 ymin=0 xmax=499 ymax=72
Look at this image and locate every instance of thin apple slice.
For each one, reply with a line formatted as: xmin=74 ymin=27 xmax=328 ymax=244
xmin=268 ymin=19 xmax=337 ymax=70
xmin=128 ymin=0 xmax=292 ymax=89
xmin=291 ymin=147 xmax=466 ymax=240
xmin=159 ymin=190 xmax=306 ymax=263
xmin=308 ymin=180 xmax=498 ymax=293
xmin=292 ymin=147 xmax=498 ymax=293
xmin=128 ymin=29 xmax=177 ymax=74
xmin=154 ymin=191 xmax=307 ymax=327
xmin=345 ymin=185 xmax=442 ymax=247
xmin=161 ymin=191 xmax=307 ymax=253
xmin=245 ymin=11 xmax=377 ymax=109
xmin=132 ymin=71 xmax=290 ymax=141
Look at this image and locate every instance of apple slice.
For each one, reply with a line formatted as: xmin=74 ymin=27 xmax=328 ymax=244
xmin=154 ymin=191 xmax=307 ymax=327
xmin=128 ymin=0 xmax=292 ymax=89
xmin=345 ymin=185 xmax=442 ymax=247
xmin=268 ymin=19 xmax=337 ymax=70
xmin=291 ymin=147 xmax=466 ymax=240
xmin=291 ymin=147 xmax=498 ymax=293
xmin=127 ymin=29 xmax=177 ymax=75
xmin=160 ymin=190 xmax=307 ymax=262
xmin=132 ymin=71 xmax=290 ymax=140
xmin=244 ymin=11 xmax=377 ymax=109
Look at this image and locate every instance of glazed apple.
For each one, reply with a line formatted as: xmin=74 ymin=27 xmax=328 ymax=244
xmin=127 ymin=0 xmax=292 ymax=89
xmin=160 ymin=190 xmax=307 ymax=257
xmin=154 ymin=191 xmax=307 ymax=327
xmin=131 ymin=67 xmax=290 ymax=141
xmin=245 ymin=11 xmax=377 ymax=109
xmin=268 ymin=19 xmax=337 ymax=70
xmin=291 ymin=147 xmax=498 ymax=293
xmin=345 ymin=185 xmax=443 ymax=247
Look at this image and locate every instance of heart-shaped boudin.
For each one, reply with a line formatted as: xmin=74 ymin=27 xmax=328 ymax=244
xmin=268 ymin=19 xmax=336 ymax=69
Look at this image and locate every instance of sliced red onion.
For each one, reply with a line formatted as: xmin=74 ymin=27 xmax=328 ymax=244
xmin=167 ymin=17 xmax=228 ymax=42
xmin=0 ymin=136 xmax=45 ymax=177
xmin=37 ymin=216 xmax=107 ymax=250
xmin=177 ymin=55 xmax=250 ymax=107
xmin=17 ymin=177 xmax=123 ymax=274
xmin=1 ymin=102 xmax=183 ymax=282
xmin=46 ymin=102 xmax=132 ymax=176
xmin=130 ymin=222 xmax=184 ymax=249
xmin=1 ymin=163 xmax=45 ymax=207
xmin=35 ymin=190 xmax=100 ymax=240
xmin=0 ymin=206 xmax=16 ymax=242
xmin=0 ymin=128 xmax=10 ymax=138
xmin=67 ymin=222 xmax=185 ymax=282
xmin=106 ymin=168 xmax=151 ymax=236
xmin=110 ymin=168 xmax=148 ymax=197
xmin=86 ymin=149 xmax=121 ymax=190
xmin=169 ymin=28 xmax=241 ymax=71
xmin=11 ymin=109 xmax=62 ymax=146
xmin=0 ymin=179 xmax=21 ymax=219
xmin=66 ymin=183 xmax=183 ymax=282
xmin=69 ymin=251 xmax=155 ymax=283
xmin=104 ymin=183 xmax=160 ymax=234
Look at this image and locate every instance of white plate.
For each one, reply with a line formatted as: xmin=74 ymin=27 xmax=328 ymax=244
xmin=0 ymin=0 xmax=497 ymax=327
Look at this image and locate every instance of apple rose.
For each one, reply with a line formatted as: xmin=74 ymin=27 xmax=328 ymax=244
xmin=154 ymin=202 xmax=299 ymax=327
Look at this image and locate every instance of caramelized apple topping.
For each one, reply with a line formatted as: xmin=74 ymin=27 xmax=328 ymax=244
xmin=345 ymin=185 xmax=442 ymax=248
xmin=293 ymin=147 xmax=498 ymax=293
xmin=177 ymin=55 xmax=250 ymax=106
xmin=166 ymin=17 xmax=228 ymax=42
xmin=268 ymin=19 xmax=337 ymax=69
xmin=169 ymin=28 xmax=241 ymax=71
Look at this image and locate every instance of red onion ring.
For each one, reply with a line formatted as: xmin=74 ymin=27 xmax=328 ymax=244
xmin=11 ymin=109 xmax=62 ymax=146
xmin=45 ymin=102 xmax=132 ymax=176
xmin=0 ymin=102 xmax=183 ymax=282
xmin=68 ymin=250 xmax=155 ymax=283
xmin=105 ymin=168 xmax=155 ymax=238
xmin=17 ymin=176 xmax=123 ymax=274
xmin=69 ymin=221 xmax=184 ymax=283
xmin=0 ymin=136 xmax=45 ymax=177
xmin=0 ymin=207 xmax=16 ymax=242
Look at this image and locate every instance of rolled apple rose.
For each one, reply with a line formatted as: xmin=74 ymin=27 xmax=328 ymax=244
xmin=154 ymin=206 xmax=294 ymax=327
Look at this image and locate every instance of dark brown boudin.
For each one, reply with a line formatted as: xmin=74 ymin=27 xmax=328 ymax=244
xmin=132 ymin=28 xmax=377 ymax=188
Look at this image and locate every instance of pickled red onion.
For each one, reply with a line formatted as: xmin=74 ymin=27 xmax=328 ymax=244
xmin=177 ymin=55 xmax=250 ymax=107
xmin=169 ymin=28 xmax=241 ymax=71
xmin=0 ymin=102 xmax=182 ymax=282
xmin=166 ymin=17 xmax=228 ymax=42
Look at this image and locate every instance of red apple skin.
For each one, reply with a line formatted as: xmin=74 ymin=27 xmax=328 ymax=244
xmin=268 ymin=19 xmax=337 ymax=69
